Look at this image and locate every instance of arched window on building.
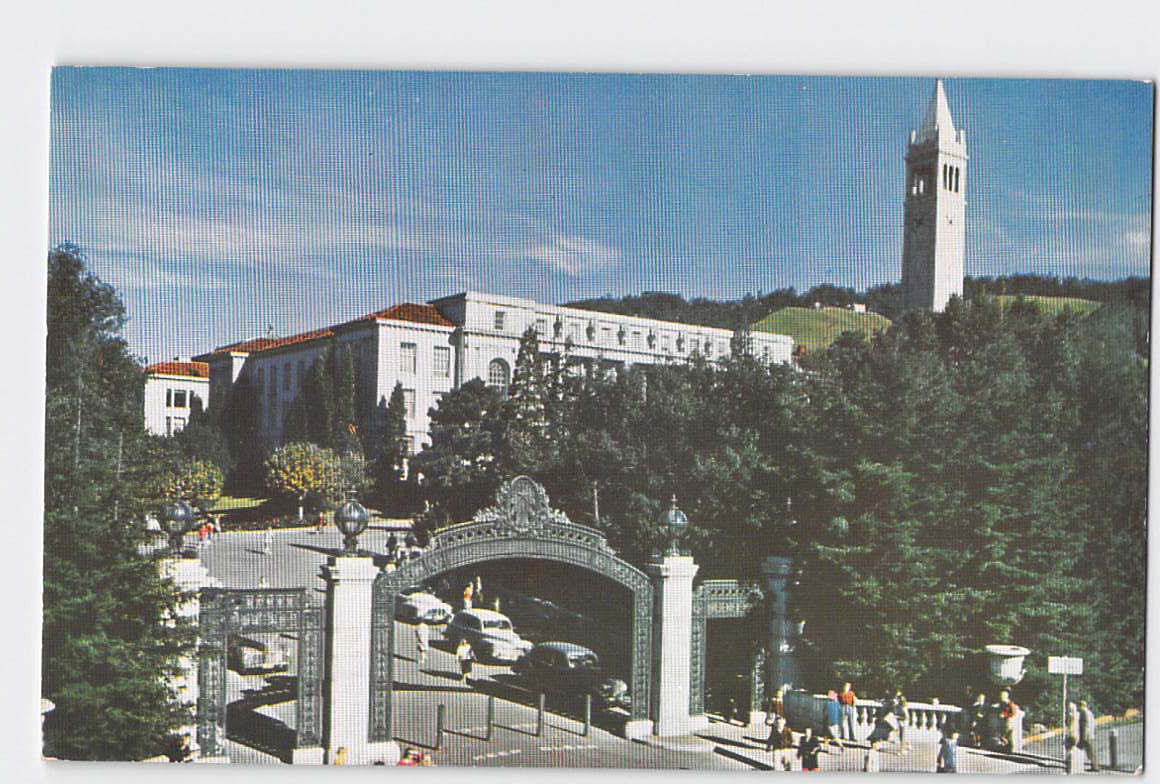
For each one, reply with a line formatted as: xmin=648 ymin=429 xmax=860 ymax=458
xmin=487 ymin=358 xmax=510 ymax=391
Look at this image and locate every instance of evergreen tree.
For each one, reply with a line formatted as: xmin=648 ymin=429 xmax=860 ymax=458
xmin=43 ymin=245 xmax=193 ymax=759
xmin=332 ymin=345 xmax=360 ymax=455
xmin=411 ymin=379 xmax=505 ymax=528
xmin=498 ymin=327 xmax=552 ymax=475
xmin=302 ymin=352 xmax=335 ymax=448
xmin=172 ymin=394 xmax=234 ymax=477
xmin=374 ymin=383 xmax=411 ymax=515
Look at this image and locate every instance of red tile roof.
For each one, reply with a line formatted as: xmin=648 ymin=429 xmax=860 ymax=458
xmin=202 ymin=303 xmax=455 ymax=358
xmin=362 ymin=303 xmax=455 ymax=329
xmin=145 ymin=360 xmax=210 ymax=379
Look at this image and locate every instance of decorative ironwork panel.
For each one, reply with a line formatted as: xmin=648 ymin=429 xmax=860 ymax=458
xmin=700 ymin=579 xmax=763 ymax=619
xmin=368 ymin=593 xmax=395 ymax=743
xmin=689 ymin=584 xmax=708 ymax=715
xmin=196 ymin=642 xmax=226 ymax=758
xmin=196 ymin=587 xmax=324 ymax=756
xmin=295 ymin=604 xmax=325 ymax=748
xmin=370 ymin=476 xmax=654 ymax=737
xmin=749 ymin=647 xmax=768 ymax=716
xmin=200 ymin=588 xmax=306 ymax=633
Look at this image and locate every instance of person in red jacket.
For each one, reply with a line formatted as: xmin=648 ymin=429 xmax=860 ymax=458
xmin=838 ymin=681 xmax=858 ymax=741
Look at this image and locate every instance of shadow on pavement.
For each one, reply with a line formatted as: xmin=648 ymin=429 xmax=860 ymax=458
xmin=471 ymin=675 xmax=628 ymax=736
xmin=226 ymin=700 xmax=294 ymax=764
xmin=698 ymin=733 xmax=764 ymax=751
xmin=393 ymin=679 xmax=475 ymax=694
xmin=713 ymin=745 xmax=771 ymax=770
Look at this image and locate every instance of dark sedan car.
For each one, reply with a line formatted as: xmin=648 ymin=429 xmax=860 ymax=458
xmin=513 ymin=641 xmax=631 ymax=711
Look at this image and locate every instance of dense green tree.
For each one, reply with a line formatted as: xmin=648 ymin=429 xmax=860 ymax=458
xmin=172 ymin=395 xmax=234 ymax=477
xmin=411 ymin=379 xmax=505 ymax=528
xmin=332 ymin=346 xmax=361 ymax=455
xmin=43 ymin=245 xmax=193 ymax=760
xmin=498 ymin=328 xmax=552 ymax=475
xmin=374 ymin=383 xmax=412 ymax=515
xmin=264 ymin=441 xmax=343 ymax=520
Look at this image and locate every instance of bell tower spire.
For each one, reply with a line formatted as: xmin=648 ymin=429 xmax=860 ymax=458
xmin=901 ymin=79 xmax=967 ymax=313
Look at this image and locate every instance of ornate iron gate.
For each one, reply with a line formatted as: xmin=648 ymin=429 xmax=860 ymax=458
xmin=197 ymin=588 xmax=326 ymax=759
xmin=369 ymin=477 xmax=654 ymax=742
xmin=690 ymin=579 xmax=764 ymax=716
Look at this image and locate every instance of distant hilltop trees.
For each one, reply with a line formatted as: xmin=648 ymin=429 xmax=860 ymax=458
xmin=566 ymin=274 xmax=1149 ymax=326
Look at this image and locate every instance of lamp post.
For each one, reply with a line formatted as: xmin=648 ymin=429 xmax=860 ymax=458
xmin=662 ymin=495 xmax=688 ymax=556
xmin=334 ymin=493 xmax=370 ymax=556
xmin=160 ymin=498 xmax=196 ymax=556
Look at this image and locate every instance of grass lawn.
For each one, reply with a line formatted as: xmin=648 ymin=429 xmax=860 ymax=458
xmin=752 ymin=306 xmax=893 ymax=353
xmin=994 ymin=294 xmax=1102 ymax=316
xmin=210 ymin=495 xmax=267 ymax=512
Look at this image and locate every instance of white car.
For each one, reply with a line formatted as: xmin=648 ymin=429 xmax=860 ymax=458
xmin=445 ymin=609 xmax=534 ymax=664
xmin=396 ymin=590 xmax=453 ymax=624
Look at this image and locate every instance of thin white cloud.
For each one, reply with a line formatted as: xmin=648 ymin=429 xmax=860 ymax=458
xmin=522 ymin=235 xmax=621 ymax=276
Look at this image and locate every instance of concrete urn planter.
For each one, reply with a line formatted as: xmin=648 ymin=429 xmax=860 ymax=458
xmin=984 ymin=644 xmax=1030 ymax=686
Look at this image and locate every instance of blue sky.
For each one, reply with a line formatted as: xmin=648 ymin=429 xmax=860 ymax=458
xmin=48 ymin=69 xmax=1152 ymax=364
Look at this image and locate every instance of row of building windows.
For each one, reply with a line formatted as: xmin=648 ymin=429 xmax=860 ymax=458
xmin=399 ymin=343 xmax=452 ymax=378
xmin=503 ymin=312 xmax=732 ymax=356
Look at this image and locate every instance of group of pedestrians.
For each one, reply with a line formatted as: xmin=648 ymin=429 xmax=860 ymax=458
xmin=765 ymin=681 xmax=963 ymax=773
xmin=964 ymin=689 xmax=1020 ymax=752
xmin=1064 ymin=699 xmax=1101 ymax=772
xmin=196 ymin=517 xmax=221 ymax=547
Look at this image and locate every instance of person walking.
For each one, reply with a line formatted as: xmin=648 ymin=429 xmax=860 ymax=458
xmin=1064 ymin=701 xmax=1080 ymax=753
xmin=936 ymin=729 xmax=959 ymax=773
xmin=474 ymin=575 xmax=483 ymax=604
xmin=766 ymin=715 xmax=795 ymax=771
xmin=414 ymin=622 xmax=429 ymax=668
xmin=262 ymin=526 xmax=273 ymax=556
xmin=867 ymin=706 xmax=899 ymax=754
xmin=1078 ymin=700 xmax=1100 ymax=771
xmin=797 ymin=726 xmax=823 ymax=772
xmin=456 ymin=639 xmax=475 ymax=684
xmin=891 ymin=691 xmax=911 ymax=753
xmin=967 ymin=692 xmax=987 ymax=748
xmin=313 ymin=511 xmax=325 ymax=535
xmin=838 ymin=681 xmax=858 ymax=742
xmin=997 ymin=690 xmax=1019 ymax=753
xmin=823 ymin=690 xmax=845 ymax=750
xmin=769 ymin=687 xmax=785 ymax=720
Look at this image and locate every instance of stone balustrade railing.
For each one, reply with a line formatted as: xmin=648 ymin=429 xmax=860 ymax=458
xmin=780 ymin=689 xmax=1023 ymax=752
xmin=782 ymin=690 xmax=963 ymax=743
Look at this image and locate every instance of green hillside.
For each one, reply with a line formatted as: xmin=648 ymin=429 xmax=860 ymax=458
xmin=752 ymin=306 xmax=892 ymax=352
xmin=994 ymin=294 xmax=1102 ymax=316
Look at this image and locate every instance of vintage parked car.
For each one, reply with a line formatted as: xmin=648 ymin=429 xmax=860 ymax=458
xmin=227 ymin=635 xmax=289 ymax=675
xmin=513 ymin=641 xmax=631 ymax=711
xmin=444 ymin=609 xmax=533 ymax=664
xmin=395 ymin=588 xmax=453 ymax=624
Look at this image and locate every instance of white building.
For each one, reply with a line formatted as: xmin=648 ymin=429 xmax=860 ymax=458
xmin=143 ymin=360 xmax=210 ymax=436
xmin=193 ymin=292 xmax=794 ymax=455
xmin=901 ymin=79 xmax=967 ymax=313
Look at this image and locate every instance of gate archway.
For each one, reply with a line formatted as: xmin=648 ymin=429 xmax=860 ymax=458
xmin=369 ymin=477 xmax=654 ymax=743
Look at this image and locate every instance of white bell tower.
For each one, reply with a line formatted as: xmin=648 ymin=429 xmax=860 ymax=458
xmin=901 ymin=80 xmax=967 ymax=313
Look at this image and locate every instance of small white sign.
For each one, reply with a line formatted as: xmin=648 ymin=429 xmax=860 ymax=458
xmin=1048 ymin=656 xmax=1083 ymax=675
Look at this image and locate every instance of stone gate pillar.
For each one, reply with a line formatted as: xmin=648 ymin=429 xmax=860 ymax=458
xmin=762 ymin=556 xmax=794 ymax=695
xmin=648 ymin=554 xmax=701 ymax=736
xmin=323 ymin=556 xmax=399 ymax=765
